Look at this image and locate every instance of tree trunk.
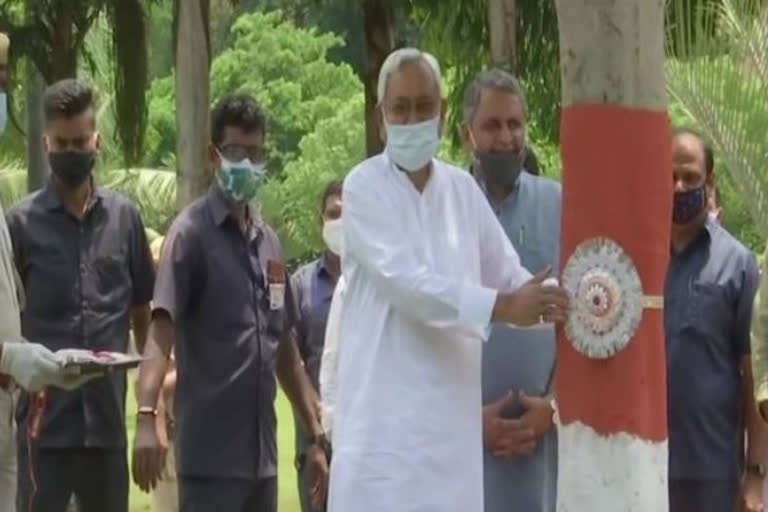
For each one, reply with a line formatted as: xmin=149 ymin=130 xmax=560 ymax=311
xmin=26 ymin=63 xmax=46 ymax=192
xmin=553 ymin=1 xmax=671 ymax=511
xmin=362 ymin=0 xmax=394 ymax=157
xmin=49 ymin=4 xmax=77 ymax=81
xmin=175 ymin=0 xmax=211 ymax=209
xmin=25 ymin=0 xmax=47 ymax=192
xmin=488 ymin=0 xmax=517 ymax=71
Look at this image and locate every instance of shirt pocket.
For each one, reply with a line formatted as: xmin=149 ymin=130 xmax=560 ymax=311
xmin=93 ymin=251 xmax=128 ymax=296
xmin=683 ymin=283 xmax=733 ymax=346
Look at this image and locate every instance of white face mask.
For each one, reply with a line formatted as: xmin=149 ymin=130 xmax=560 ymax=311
xmin=322 ymin=217 xmax=343 ymax=256
xmin=384 ymin=116 xmax=440 ymax=173
xmin=0 ymin=92 xmax=7 ymax=135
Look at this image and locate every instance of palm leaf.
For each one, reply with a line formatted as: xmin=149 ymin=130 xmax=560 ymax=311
xmin=0 ymin=160 xmax=29 ymax=209
xmin=100 ymin=167 xmax=178 ymax=232
xmin=666 ymin=0 xmax=768 ymax=235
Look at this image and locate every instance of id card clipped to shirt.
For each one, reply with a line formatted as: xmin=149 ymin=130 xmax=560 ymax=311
xmin=266 ymin=260 xmax=286 ymax=311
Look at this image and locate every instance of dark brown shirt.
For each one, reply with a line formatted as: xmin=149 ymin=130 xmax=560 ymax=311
xmin=153 ymin=185 xmax=295 ymax=480
xmin=6 ymin=180 xmax=155 ymax=448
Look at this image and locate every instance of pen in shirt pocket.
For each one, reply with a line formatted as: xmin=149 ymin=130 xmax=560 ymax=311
xmin=519 ymin=226 xmax=525 ymax=246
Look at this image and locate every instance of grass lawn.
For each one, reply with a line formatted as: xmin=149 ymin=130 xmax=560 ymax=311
xmin=126 ymin=373 xmax=300 ymax=512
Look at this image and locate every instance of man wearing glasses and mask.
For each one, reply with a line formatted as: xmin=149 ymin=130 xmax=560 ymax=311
xmin=6 ymin=78 xmax=155 ymax=512
xmin=133 ymin=94 xmax=327 ymax=512
xmin=463 ymin=69 xmax=561 ymax=512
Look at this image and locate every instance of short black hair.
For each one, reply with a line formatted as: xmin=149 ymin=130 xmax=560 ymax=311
xmin=321 ymin=179 xmax=343 ymax=211
xmin=211 ymin=93 xmax=266 ymax=146
xmin=674 ymin=127 xmax=714 ymax=175
xmin=43 ymin=79 xmax=95 ymax=123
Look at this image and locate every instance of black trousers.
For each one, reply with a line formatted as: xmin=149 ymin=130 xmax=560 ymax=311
xmin=179 ymin=476 xmax=277 ymax=512
xmin=17 ymin=446 xmax=128 ymax=512
xmin=669 ymin=479 xmax=739 ymax=512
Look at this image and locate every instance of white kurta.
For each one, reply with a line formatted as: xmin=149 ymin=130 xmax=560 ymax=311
xmin=319 ymin=274 xmax=345 ymax=437
xmin=0 ymin=205 xmax=22 ymax=511
xmin=327 ymin=154 xmax=532 ymax=512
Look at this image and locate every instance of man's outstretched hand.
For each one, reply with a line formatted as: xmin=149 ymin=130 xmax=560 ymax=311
xmin=493 ymin=268 xmax=570 ymax=326
xmin=0 ymin=341 xmax=100 ymax=392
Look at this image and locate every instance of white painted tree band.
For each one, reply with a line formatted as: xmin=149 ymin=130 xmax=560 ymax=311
xmin=556 ymin=420 xmax=668 ymax=512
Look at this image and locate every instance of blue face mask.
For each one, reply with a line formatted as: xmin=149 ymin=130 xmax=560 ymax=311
xmin=384 ymin=116 xmax=440 ymax=172
xmin=216 ymin=156 xmax=266 ymax=203
xmin=672 ymin=184 xmax=707 ymax=225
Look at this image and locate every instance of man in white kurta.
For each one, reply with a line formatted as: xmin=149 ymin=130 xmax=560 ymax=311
xmin=327 ymin=48 xmax=570 ymax=512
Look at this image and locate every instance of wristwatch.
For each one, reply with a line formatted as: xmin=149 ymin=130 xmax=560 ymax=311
xmin=746 ymin=463 xmax=766 ymax=478
xmin=307 ymin=432 xmax=330 ymax=450
xmin=307 ymin=432 xmax=332 ymax=461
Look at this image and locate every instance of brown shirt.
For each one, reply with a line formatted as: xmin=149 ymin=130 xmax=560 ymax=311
xmin=153 ymin=185 xmax=295 ymax=480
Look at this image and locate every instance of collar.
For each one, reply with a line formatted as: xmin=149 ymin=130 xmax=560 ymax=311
xmin=39 ymin=176 xmax=103 ymax=212
xmin=384 ymin=152 xmax=438 ymax=191
xmin=316 ymin=253 xmax=339 ymax=281
xmin=207 ymin=184 xmax=264 ymax=230
xmin=672 ymin=215 xmax=714 ymax=258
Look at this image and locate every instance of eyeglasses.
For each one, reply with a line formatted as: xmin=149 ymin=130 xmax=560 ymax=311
xmin=218 ymin=144 xmax=264 ymax=163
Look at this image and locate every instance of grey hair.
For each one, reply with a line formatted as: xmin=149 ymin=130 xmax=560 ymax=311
xmin=376 ymin=47 xmax=446 ymax=104
xmin=462 ymin=68 xmax=527 ymax=124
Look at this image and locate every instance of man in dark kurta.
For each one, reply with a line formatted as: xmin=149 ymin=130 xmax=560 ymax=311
xmin=132 ymin=94 xmax=327 ymax=512
xmin=7 ymin=79 xmax=154 ymax=512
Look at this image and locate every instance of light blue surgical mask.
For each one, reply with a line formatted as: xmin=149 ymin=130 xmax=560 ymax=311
xmin=0 ymin=92 xmax=7 ymax=135
xmin=384 ymin=116 xmax=440 ymax=173
xmin=216 ymin=155 xmax=266 ymax=203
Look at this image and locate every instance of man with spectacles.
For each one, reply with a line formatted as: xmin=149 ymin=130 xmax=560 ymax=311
xmin=6 ymin=78 xmax=156 ymax=512
xmin=133 ymin=93 xmax=327 ymax=512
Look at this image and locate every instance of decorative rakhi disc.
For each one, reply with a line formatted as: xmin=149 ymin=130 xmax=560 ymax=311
xmin=561 ymin=237 xmax=644 ymax=359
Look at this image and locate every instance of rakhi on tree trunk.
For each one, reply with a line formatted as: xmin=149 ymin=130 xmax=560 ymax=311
xmin=553 ymin=1 xmax=673 ymax=510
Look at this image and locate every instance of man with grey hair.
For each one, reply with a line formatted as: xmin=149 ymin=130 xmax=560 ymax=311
xmin=327 ymin=49 xmax=570 ymax=512
xmin=462 ymin=68 xmax=561 ymax=512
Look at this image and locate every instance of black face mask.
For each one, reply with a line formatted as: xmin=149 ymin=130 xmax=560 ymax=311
xmin=49 ymin=151 xmax=96 ymax=188
xmin=474 ymin=149 xmax=524 ymax=188
xmin=672 ymin=184 xmax=707 ymax=225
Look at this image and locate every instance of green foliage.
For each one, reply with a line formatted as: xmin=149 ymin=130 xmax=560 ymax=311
xmin=211 ymin=11 xmax=361 ymax=172
xmin=143 ymin=10 xmax=363 ymax=175
xmin=144 ymin=75 xmax=177 ymax=169
xmin=411 ymin=0 xmax=561 ymax=144
xmin=0 ymin=160 xmax=28 ymax=209
xmin=259 ymin=93 xmax=365 ymax=260
xmin=666 ymin=0 xmax=768 ymax=252
xmin=147 ymin=0 xmax=175 ymax=79
xmin=101 ymin=167 xmax=177 ymax=233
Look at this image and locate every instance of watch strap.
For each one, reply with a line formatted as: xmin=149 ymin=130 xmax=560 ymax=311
xmin=746 ymin=463 xmax=766 ymax=477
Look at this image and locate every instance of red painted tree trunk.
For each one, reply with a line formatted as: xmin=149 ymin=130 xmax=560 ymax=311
xmin=553 ymin=1 xmax=672 ymax=510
